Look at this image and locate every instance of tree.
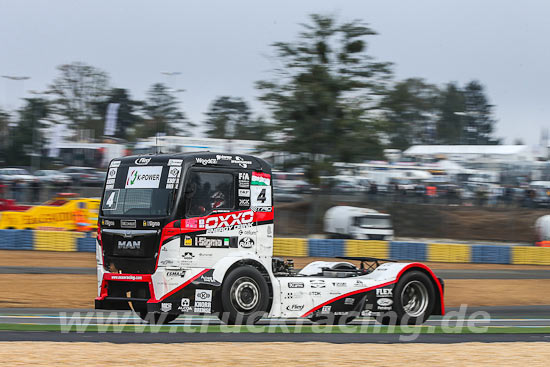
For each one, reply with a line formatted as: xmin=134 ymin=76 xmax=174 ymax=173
xmin=0 ymin=109 xmax=11 ymax=164
xmin=95 ymin=88 xmax=143 ymax=141
xmin=138 ymin=83 xmax=192 ymax=138
xmin=204 ymin=96 xmax=267 ymax=140
xmin=379 ymin=78 xmax=440 ymax=149
xmin=462 ymin=80 xmax=499 ymax=145
xmin=4 ymin=98 xmax=49 ymax=167
xmin=256 ymin=14 xmax=392 ymax=180
xmin=436 ymin=82 xmax=465 ymax=144
xmin=48 ymin=62 xmax=110 ymax=138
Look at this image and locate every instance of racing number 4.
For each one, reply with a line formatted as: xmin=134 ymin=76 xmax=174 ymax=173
xmin=105 ymin=192 xmax=116 ymax=208
xmin=256 ymin=188 xmax=267 ymax=203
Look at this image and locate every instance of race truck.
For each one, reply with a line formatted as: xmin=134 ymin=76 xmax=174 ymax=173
xmin=95 ymin=153 xmax=444 ymax=325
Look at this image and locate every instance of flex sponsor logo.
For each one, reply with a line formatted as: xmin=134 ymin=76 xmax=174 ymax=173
xmin=199 ymin=211 xmax=254 ymax=230
xmin=117 ymin=240 xmax=140 ymax=250
xmin=288 ymin=282 xmax=304 ymax=289
xmin=135 ymin=157 xmax=151 ymax=165
xmin=196 ymin=157 xmax=217 ymax=165
xmin=125 ymin=166 xmax=162 ymax=188
xmin=376 ymin=288 xmax=393 ymax=297
xmin=238 ymin=237 xmax=254 ymax=248
xmin=286 ymin=304 xmax=304 ymax=312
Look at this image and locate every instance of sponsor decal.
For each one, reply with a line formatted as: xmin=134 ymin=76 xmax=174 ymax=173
xmin=199 ymin=211 xmax=254 ymax=230
xmin=161 ymin=303 xmax=172 ymax=312
xmin=178 ymin=298 xmax=192 ymax=312
xmin=345 ymin=297 xmax=355 ymax=305
xmin=238 ymin=172 xmax=250 ymax=188
xmin=310 ymin=291 xmax=321 ymax=297
xmin=195 ymin=289 xmax=212 ymax=302
xmin=108 ymin=167 xmax=118 ymax=178
xmin=232 ymin=156 xmax=252 ymax=168
xmin=160 ymin=259 xmax=175 ymax=266
xmin=288 ymin=282 xmax=304 ymax=289
xmin=182 ymin=252 xmax=194 ymax=260
xmin=111 ymin=275 xmax=142 ymax=280
xmin=251 ymin=172 xmax=270 ymax=186
xmin=196 ymin=157 xmax=217 ymax=165
xmin=110 ymin=160 xmax=121 ymax=168
xmin=125 ymin=166 xmax=162 ymax=188
xmin=238 ymin=228 xmax=257 ymax=236
xmin=168 ymin=159 xmax=183 ymax=166
xmin=310 ymin=280 xmax=326 ymax=288
xmin=166 ymin=270 xmax=185 ymax=277
xmin=105 ymin=184 xmax=114 ymax=189
xmin=286 ymin=304 xmax=304 ymax=311
xmin=196 ymin=236 xmax=230 ymax=248
xmin=106 ymin=178 xmax=115 ymax=185
xmin=334 ymin=312 xmax=348 ymax=316
xmin=185 ymin=219 xmax=198 ymax=229
xmin=378 ymin=306 xmax=392 ymax=311
xmin=102 ymin=219 xmax=115 ymax=226
xmin=267 ymin=225 xmax=273 ymax=237
xmin=194 ymin=300 xmax=211 ymax=313
xmin=252 ymin=207 xmax=272 ymax=212
xmin=376 ymin=288 xmax=393 ymax=297
xmin=198 ymin=253 xmax=213 ymax=257
xmin=168 ymin=166 xmax=181 ymax=178
xmin=120 ymin=219 xmax=136 ymax=228
xmin=377 ymin=298 xmax=393 ymax=307
xmin=239 ymin=198 xmax=250 ymax=207
xmin=238 ymin=237 xmax=254 ymax=248
xmin=135 ymin=157 xmax=151 ymax=165
xmin=143 ymin=220 xmax=161 ymax=228
xmin=184 ymin=235 xmax=192 ymax=247
xmin=238 ymin=188 xmax=250 ymax=197
xmin=200 ymin=275 xmax=216 ymax=283
xmin=216 ymin=154 xmax=232 ymax=160
xmin=117 ymin=240 xmax=141 ymax=250
xmin=283 ymin=292 xmax=304 ymax=300
xmin=332 ymin=282 xmax=346 ymax=287
xmin=354 ymin=280 xmax=365 ymax=287
xmin=321 ymin=306 xmax=331 ymax=314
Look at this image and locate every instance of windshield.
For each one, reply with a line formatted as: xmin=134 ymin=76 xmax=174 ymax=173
xmin=357 ymin=216 xmax=392 ymax=229
xmin=100 ymin=164 xmax=179 ymax=217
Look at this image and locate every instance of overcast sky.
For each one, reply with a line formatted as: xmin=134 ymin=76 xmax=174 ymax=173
xmin=1 ymin=0 xmax=549 ymax=145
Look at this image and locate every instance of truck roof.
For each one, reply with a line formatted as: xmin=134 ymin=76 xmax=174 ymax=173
xmin=110 ymin=152 xmax=271 ymax=173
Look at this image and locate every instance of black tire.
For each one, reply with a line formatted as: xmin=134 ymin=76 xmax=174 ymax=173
xmin=221 ymin=266 xmax=270 ymax=325
xmin=377 ymin=271 xmax=435 ymax=325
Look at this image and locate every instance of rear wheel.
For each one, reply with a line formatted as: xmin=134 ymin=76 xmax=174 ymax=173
xmin=377 ymin=271 xmax=435 ymax=325
xmin=221 ymin=266 xmax=269 ymax=325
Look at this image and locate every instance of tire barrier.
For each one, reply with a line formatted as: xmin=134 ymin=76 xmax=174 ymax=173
xmin=1 ymin=229 xmax=550 ymax=265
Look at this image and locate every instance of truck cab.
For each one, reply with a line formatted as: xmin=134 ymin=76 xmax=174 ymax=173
xmin=96 ymin=153 xmax=442 ymax=325
xmin=324 ymin=206 xmax=394 ymax=241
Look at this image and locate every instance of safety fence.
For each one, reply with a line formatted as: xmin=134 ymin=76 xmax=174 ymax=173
xmin=1 ymin=229 xmax=550 ymax=265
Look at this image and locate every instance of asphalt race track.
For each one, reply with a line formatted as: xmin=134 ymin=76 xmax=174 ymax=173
xmin=2 ymin=266 xmax=550 ymax=279
xmin=0 ymin=306 xmax=549 ymax=343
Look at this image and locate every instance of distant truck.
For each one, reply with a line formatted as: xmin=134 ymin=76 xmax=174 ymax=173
xmin=324 ymin=206 xmax=393 ymax=241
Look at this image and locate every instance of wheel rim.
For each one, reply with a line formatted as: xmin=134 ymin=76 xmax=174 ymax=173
xmin=400 ymin=280 xmax=429 ymax=317
xmin=230 ymin=277 xmax=260 ymax=312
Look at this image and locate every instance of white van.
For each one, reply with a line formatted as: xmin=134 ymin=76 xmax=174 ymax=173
xmin=324 ymin=206 xmax=394 ymax=241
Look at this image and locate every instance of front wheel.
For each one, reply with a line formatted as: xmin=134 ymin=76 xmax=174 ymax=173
xmin=377 ymin=270 xmax=435 ymax=325
xmin=221 ymin=266 xmax=270 ymax=325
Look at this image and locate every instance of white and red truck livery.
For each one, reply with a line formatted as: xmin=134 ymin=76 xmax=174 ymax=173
xmin=95 ymin=153 xmax=444 ymax=324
